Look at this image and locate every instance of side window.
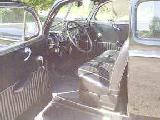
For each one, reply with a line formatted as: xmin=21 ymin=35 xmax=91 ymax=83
xmin=95 ymin=0 xmax=129 ymax=22
xmin=96 ymin=2 xmax=115 ymax=21
xmin=25 ymin=11 xmax=39 ymax=39
xmin=137 ymin=1 xmax=160 ymax=39
xmin=0 ymin=8 xmax=24 ymax=40
xmin=0 ymin=7 xmax=39 ymax=43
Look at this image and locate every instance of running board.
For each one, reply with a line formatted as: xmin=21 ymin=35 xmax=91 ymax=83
xmin=55 ymin=91 xmax=129 ymax=119
xmin=35 ymin=91 xmax=129 ymax=120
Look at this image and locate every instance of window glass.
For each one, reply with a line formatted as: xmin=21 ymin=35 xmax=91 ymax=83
xmin=25 ymin=12 xmax=39 ymax=38
xmin=67 ymin=0 xmax=93 ymax=20
xmin=0 ymin=8 xmax=24 ymax=40
xmin=54 ymin=0 xmax=93 ymax=21
xmin=96 ymin=2 xmax=115 ymax=21
xmin=96 ymin=0 xmax=129 ymax=21
xmin=51 ymin=5 xmax=69 ymax=29
xmin=137 ymin=1 xmax=160 ymax=39
xmin=51 ymin=0 xmax=94 ymax=31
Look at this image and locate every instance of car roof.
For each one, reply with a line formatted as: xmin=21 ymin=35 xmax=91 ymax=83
xmin=0 ymin=1 xmax=25 ymax=7
xmin=0 ymin=0 xmax=18 ymax=2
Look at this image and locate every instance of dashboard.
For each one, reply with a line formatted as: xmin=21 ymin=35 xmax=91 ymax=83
xmin=48 ymin=20 xmax=99 ymax=55
xmin=48 ymin=30 xmax=71 ymax=56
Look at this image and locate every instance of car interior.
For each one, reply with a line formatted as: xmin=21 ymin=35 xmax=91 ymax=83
xmin=0 ymin=0 xmax=129 ymax=120
xmin=31 ymin=0 xmax=129 ymax=119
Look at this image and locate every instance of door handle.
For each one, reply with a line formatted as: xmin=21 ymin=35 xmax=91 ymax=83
xmin=36 ymin=56 xmax=45 ymax=69
xmin=24 ymin=47 xmax=32 ymax=61
xmin=112 ymin=24 xmax=121 ymax=31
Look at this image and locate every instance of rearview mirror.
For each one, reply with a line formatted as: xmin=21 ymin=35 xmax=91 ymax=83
xmin=76 ymin=1 xmax=82 ymax=7
xmin=91 ymin=0 xmax=109 ymax=4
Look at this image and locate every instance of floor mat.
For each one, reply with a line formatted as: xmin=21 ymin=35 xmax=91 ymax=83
xmin=51 ymin=70 xmax=79 ymax=93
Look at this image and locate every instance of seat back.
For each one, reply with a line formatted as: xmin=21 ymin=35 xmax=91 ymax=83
xmin=109 ymin=40 xmax=129 ymax=92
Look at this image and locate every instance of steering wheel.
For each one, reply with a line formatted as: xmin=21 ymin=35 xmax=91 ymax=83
xmin=66 ymin=21 xmax=93 ymax=53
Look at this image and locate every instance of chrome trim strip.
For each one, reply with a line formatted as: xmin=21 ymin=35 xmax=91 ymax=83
xmin=129 ymin=50 xmax=160 ymax=58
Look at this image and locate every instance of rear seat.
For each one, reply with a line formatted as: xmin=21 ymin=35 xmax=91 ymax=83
xmin=78 ymin=40 xmax=128 ymax=111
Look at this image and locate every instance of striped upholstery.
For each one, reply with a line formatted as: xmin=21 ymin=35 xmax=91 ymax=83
xmin=91 ymin=42 xmax=120 ymax=57
xmin=102 ymin=42 xmax=120 ymax=51
xmin=96 ymin=42 xmax=120 ymax=51
xmin=0 ymin=66 xmax=50 ymax=120
xmin=78 ymin=40 xmax=128 ymax=110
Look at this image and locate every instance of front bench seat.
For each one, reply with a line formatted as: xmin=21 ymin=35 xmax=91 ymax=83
xmin=78 ymin=40 xmax=128 ymax=111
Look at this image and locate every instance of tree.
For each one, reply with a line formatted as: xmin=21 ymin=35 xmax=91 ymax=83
xmin=22 ymin=0 xmax=55 ymax=10
xmin=149 ymin=16 xmax=160 ymax=38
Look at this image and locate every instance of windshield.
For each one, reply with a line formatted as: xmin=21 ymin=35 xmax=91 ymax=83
xmin=57 ymin=0 xmax=93 ymax=20
xmin=50 ymin=0 xmax=94 ymax=31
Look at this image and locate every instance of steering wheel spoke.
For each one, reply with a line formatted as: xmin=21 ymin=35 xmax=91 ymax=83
xmin=66 ymin=21 xmax=93 ymax=53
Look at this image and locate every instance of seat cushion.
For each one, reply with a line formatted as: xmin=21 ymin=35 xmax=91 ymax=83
xmin=78 ymin=40 xmax=128 ymax=111
xmin=79 ymin=73 xmax=109 ymax=95
xmin=78 ymin=50 xmax=119 ymax=94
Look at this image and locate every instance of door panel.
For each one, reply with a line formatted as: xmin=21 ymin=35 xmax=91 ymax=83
xmin=0 ymin=37 xmax=51 ymax=120
xmin=91 ymin=21 xmax=118 ymax=43
xmin=0 ymin=4 xmax=51 ymax=120
xmin=128 ymin=1 xmax=160 ymax=118
xmin=91 ymin=21 xmax=129 ymax=43
xmin=116 ymin=22 xmax=129 ymax=43
xmin=91 ymin=0 xmax=129 ymax=44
